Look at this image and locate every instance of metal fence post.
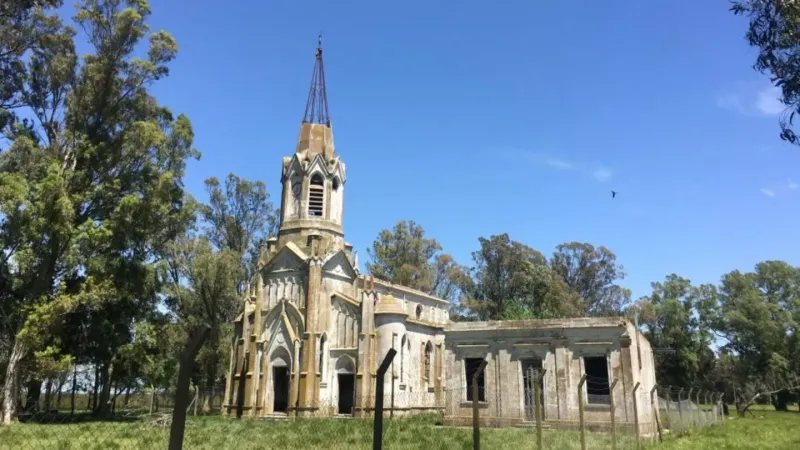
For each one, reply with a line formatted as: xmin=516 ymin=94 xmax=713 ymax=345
xmin=664 ymin=386 xmax=671 ymax=429
xmin=695 ymin=390 xmax=702 ymax=428
xmin=632 ymin=382 xmax=641 ymax=450
xmin=578 ymin=374 xmax=587 ymax=450
xmin=609 ymin=378 xmax=619 ymax=450
xmin=534 ymin=369 xmax=546 ymax=450
xmin=169 ymin=325 xmax=210 ymax=450
xmin=651 ymin=385 xmax=662 ymax=443
xmin=472 ymin=359 xmax=488 ymax=450
xmin=687 ymin=388 xmax=694 ymax=429
xmin=373 ymin=349 xmax=397 ymax=450
xmin=677 ymin=387 xmax=684 ymax=432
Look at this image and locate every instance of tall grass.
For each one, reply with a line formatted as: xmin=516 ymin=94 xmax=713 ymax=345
xmin=1 ymin=408 xmax=797 ymax=449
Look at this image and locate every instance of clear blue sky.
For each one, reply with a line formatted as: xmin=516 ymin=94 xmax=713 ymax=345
xmin=62 ymin=0 xmax=800 ymax=301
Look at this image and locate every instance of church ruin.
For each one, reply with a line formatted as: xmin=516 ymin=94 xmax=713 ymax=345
xmin=222 ymin=40 xmax=658 ymax=434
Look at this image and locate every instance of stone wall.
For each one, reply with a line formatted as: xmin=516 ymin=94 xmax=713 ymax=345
xmin=442 ymin=318 xmax=658 ymax=434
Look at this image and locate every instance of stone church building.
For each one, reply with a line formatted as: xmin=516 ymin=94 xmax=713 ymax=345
xmin=222 ymin=41 xmax=658 ymax=433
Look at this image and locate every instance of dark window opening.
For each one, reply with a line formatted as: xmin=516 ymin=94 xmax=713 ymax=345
xmin=424 ymin=342 xmax=433 ymax=381
xmin=332 ymin=177 xmax=340 ymax=191
xmin=415 ymin=304 xmax=423 ymax=319
xmin=309 ymin=174 xmax=324 ymax=217
xmin=584 ymin=356 xmax=610 ymax=405
xmin=319 ymin=335 xmax=326 ymax=378
xmin=464 ymin=358 xmax=486 ymax=402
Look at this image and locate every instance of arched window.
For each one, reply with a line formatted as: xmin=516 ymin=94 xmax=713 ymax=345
xmin=308 ymin=173 xmax=325 ymax=217
xmin=332 ymin=177 xmax=340 ymax=191
xmin=424 ymin=342 xmax=433 ymax=382
xmin=319 ymin=334 xmax=326 ymax=378
xmin=415 ymin=304 xmax=423 ymax=320
xmin=400 ymin=335 xmax=407 ymax=382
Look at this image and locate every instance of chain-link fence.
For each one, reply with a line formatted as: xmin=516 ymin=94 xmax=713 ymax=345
xmin=0 ymin=357 xmax=726 ymax=449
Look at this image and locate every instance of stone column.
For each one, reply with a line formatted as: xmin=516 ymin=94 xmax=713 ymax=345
xmin=298 ymin=257 xmax=322 ymax=414
xmin=355 ymin=279 xmax=376 ymax=417
xmin=552 ymin=341 xmax=570 ymax=421
xmin=618 ymin=336 xmax=635 ymax=422
xmin=289 ymin=341 xmax=301 ymax=414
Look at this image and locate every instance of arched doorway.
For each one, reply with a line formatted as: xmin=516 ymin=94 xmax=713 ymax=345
xmin=336 ymin=356 xmax=356 ymax=415
xmin=270 ymin=348 xmax=291 ymax=413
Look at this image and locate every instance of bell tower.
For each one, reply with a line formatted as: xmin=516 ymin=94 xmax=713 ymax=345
xmin=276 ymin=35 xmax=347 ymax=255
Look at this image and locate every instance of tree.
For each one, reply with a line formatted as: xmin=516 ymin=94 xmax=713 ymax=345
xmin=460 ymin=234 xmax=582 ymax=321
xmin=367 ymin=220 xmax=466 ymax=303
xmin=0 ymin=0 xmax=64 ymax=138
xmin=161 ymin=236 xmax=242 ymax=414
xmin=706 ymin=261 xmax=800 ymax=414
xmin=0 ymin=0 xmax=197 ymax=423
xmin=731 ymin=0 xmax=800 ymax=145
xmin=550 ymin=242 xmax=629 ymax=316
xmin=634 ymin=274 xmax=716 ymax=388
xmin=201 ymin=174 xmax=278 ymax=293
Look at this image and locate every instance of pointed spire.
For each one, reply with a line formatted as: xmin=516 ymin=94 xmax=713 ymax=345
xmin=302 ymin=33 xmax=331 ymax=127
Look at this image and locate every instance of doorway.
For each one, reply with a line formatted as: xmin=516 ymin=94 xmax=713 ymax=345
xmin=521 ymin=359 xmax=545 ymax=421
xmin=273 ymin=367 xmax=289 ymax=413
xmin=337 ymin=374 xmax=355 ymax=415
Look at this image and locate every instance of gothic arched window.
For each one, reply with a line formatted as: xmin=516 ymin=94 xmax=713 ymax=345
xmin=308 ymin=173 xmax=325 ymax=217
xmin=424 ymin=341 xmax=433 ymax=382
xmin=319 ymin=334 xmax=326 ymax=378
xmin=400 ymin=335 xmax=407 ymax=382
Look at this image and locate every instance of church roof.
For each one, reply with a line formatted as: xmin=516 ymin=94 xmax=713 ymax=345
xmin=374 ymin=294 xmax=407 ymax=316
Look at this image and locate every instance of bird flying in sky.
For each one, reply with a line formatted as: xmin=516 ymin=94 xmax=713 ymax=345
xmin=611 ymin=190 xmax=617 ymax=199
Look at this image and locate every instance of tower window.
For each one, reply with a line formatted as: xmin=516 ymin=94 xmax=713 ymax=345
xmin=415 ymin=305 xmax=423 ymax=320
xmin=308 ymin=173 xmax=324 ymax=217
xmin=332 ymin=177 xmax=340 ymax=191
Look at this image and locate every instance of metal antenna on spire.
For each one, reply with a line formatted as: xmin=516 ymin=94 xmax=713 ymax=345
xmin=302 ymin=33 xmax=331 ymax=127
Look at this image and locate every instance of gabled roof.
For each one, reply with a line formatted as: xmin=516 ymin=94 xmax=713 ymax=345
xmin=322 ymin=249 xmax=357 ymax=280
xmin=263 ymin=242 xmax=309 ymax=273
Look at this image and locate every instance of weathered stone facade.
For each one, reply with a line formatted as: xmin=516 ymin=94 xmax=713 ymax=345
xmin=222 ymin=42 xmax=658 ymax=434
xmin=443 ymin=318 xmax=658 ymax=434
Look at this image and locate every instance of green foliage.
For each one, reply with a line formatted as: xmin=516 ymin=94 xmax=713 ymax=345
xmin=367 ymin=220 xmax=467 ymax=303
xmin=0 ymin=0 xmax=199 ymax=421
xmin=550 ymin=242 xmax=629 ymax=316
xmin=731 ymin=0 xmax=800 ymax=145
xmin=460 ymin=234 xmax=582 ymax=321
xmin=634 ymin=274 xmax=716 ymax=387
xmin=201 ymin=173 xmax=278 ymax=292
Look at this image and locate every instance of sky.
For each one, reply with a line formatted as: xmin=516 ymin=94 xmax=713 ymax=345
xmin=59 ymin=0 xmax=800 ymax=302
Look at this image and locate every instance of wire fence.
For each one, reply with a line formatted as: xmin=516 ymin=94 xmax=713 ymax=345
xmin=0 ymin=355 xmax=727 ymax=449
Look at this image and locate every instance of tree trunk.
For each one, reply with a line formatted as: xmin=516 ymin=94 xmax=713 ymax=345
xmin=55 ymin=375 xmax=66 ymax=411
xmin=95 ymin=362 xmax=114 ymax=417
xmin=0 ymin=338 xmax=27 ymax=424
xmin=772 ymin=390 xmax=791 ymax=411
xmin=43 ymin=378 xmax=53 ymax=412
xmin=123 ymin=386 xmax=131 ymax=407
xmin=90 ymin=364 xmax=99 ymax=410
xmin=70 ymin=365 xmax=77 ymax=415
xmin=24 ymin=379 xmax=42 ymax=413
xmin=149 ymin=384 xmax=155 ymax=415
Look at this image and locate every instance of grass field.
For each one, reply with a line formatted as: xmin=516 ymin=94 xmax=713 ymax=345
xmin=0 ymin=409 xmax=798 ymax=449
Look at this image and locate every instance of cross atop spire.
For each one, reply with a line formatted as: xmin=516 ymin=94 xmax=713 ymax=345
xmin=302 ymin=33 xmax=331 ymax=127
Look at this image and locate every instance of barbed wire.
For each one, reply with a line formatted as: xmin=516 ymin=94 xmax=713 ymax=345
xmin=0 ymin=358 xmax=728 ymax=450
